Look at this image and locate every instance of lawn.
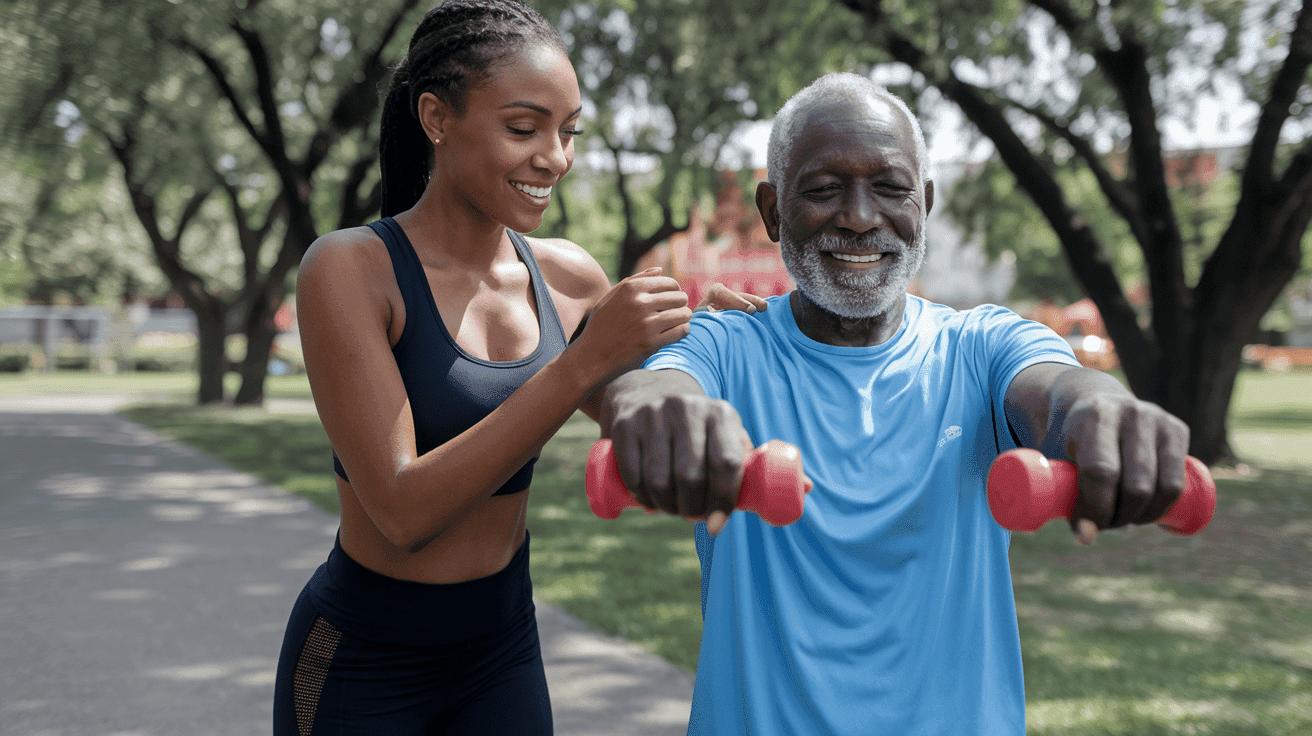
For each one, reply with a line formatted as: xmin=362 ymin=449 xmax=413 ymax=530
xmin=79 ymin=367 xmax=1312 ymax=732
xmin=0 ymin=370 xmax=314 ymax=401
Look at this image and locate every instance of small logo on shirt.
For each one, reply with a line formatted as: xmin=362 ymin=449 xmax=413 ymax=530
xmin=937 ymin=425 xmax=962 ymax=448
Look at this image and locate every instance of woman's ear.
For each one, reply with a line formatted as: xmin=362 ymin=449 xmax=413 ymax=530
xmin=416 ymin=91 xmax=450 ymax=145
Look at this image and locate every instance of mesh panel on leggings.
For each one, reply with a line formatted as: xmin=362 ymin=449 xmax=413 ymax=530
xmin=293 ymin=616 xmax=341 ymax=736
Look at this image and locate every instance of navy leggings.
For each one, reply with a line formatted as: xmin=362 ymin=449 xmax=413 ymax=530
xmin=273 ymin=534 xmax=552 ymax=735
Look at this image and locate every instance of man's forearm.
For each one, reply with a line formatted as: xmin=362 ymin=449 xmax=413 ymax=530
xmin=1038 ymin=367 xmax=1134 ymax=458
xmin=598 ymin=368 xmax=707 ymax=439
xmin=1005 ymin=363 xmax=1132 ymax=458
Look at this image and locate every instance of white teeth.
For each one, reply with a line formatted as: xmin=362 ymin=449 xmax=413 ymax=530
xmin=831 ymin=252 xmax=885 ymax=263
xmin=512 ymin=182 xmax=552 ymax=198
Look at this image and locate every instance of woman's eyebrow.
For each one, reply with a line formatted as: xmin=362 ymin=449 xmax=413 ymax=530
xmin=500 ymin=101 xmax=584 ymax=118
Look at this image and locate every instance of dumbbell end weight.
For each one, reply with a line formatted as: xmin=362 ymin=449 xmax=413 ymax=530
xmin=986 ymin=448 xmax=1216 ymax=537
xmin=585 ymin=439 xmax=626 ymax=520
xmin=1156 ymin=456 xmax=1216 ymax=536
xmin=986 ymin=449 xmax=1075 ymax=533
xmin=739 ymin=440 xmax=809 ymax=526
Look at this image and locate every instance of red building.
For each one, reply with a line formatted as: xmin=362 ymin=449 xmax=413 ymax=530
xmin=634 ymin=170 xmax=796 ymax=306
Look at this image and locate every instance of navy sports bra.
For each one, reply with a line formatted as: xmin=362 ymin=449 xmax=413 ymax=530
xmin=331 ymin=217 xmax=569 ymax=496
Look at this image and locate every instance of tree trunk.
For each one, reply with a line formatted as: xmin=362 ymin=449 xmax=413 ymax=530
xmin=193 ymin=300 xmax=227 ymax=405
xmin=233 ymin=291 xmax=280 ymax=406
xmin=1179 ymin=343 xmax=1243 ymax=466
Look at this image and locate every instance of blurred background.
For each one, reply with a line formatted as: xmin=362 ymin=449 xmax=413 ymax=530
xmin=1 ymin=1 xmax=1311 ymax=732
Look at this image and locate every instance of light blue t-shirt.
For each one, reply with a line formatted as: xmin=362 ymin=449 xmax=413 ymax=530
xmin=643 ymin=294 xmax=1080 ymax=736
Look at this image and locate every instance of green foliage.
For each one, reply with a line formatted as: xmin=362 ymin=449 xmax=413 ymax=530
xmin=540 ymin=0 xmax=877 ymax=273
xmin=0 ymin=0 xmax=422 ymax=293
xmin=948 ymin=152 xmax=1312 ymax=314
xmin=0 ymin=259 xmax=33 ymax=306
xmin=948 ymin=158 xmax=1086 ymax=304
xmin=0 ymin=141 xmax=154 ymax=305
xmin=0 ymin=344 xmax=35 ymax=373
xmin=947 ymin=157 xmax=1154 ymax=305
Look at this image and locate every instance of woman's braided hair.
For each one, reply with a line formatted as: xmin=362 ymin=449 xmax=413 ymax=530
xmin=380 ymin=0 xmax=566 ymax=217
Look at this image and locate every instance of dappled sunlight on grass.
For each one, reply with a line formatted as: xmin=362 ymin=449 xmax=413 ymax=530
xmin=1027 ymin=695 xmax=1262 ymax=734
xmin=1230 ymin=370 xmax=1312 ymax=472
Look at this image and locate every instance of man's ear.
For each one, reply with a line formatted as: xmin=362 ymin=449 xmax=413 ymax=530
xmin=755 ymin=181 xmax=781 ymax=243
xmin=416 ymin=91 xmax=451 ymax=145
xmin=923 ymin=178 xmax=934 ymax=217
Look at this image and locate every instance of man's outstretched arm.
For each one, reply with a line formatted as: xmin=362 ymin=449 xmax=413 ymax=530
xmin=599 ymin=368 xmax=753 ymax=535
xmin=1004 ymin=362 xmax=1190 ymax=544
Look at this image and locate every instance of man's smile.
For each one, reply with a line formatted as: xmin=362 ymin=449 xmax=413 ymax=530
xmin=828 ymin=252 xmax=887 ymax=263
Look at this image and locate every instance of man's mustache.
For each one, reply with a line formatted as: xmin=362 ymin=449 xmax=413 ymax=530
xmin=802 ymin=230 xmax=907 ymax=255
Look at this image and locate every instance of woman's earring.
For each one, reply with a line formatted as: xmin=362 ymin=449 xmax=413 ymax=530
xmin=433 ymin=137 xmax=442 ymax=145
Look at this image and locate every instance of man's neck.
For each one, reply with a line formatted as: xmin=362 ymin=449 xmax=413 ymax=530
xmin=789 ymin=290 xmax=906 ymax=348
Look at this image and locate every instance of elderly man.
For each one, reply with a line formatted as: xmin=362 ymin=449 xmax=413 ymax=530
xmin=599 ymin=72 xmax=1188 ymax=734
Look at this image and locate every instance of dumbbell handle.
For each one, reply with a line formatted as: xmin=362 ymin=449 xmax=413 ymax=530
xmin=986 ymin=448 xmax=1216 ymax=536
xmin=586 ymin=439 xmax=812 ymax=526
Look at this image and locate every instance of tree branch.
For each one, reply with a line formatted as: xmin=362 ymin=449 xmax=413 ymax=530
xmin=337 ymin=147 xmax=382 ymax=229
xmin=1270 ymin=136 xmax=1312 ymax=262
xmin=1197 ymin=0 xmax=1311 ymax=334
xmin=179 ymin=39 xmax=265 ymax=150
xmin=175 ymin=187 xmax=212 ymax=242
xmin=103 ymin=122 xmax=214 ymax=305
xmin=1246 ymin=0 xmax=1312 ymax=189
xmin=1008 ymin=97 xmax=1147 ymax=244
xmin=302 ymin=0 xmax=424 ymax=175
xmin=601 ymin=131 xmax=637 ymax=240
xmin=1278 ymin=135 xmax=1312 ymax=198
xmin=1027 ymin=0 xmax=1108 ymax=55
xmin=229 ymin=19 xmax=291 ymax=169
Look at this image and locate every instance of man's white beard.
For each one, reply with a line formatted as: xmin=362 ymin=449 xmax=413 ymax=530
xmin=779 ymin=220 xmax=927 ymax=319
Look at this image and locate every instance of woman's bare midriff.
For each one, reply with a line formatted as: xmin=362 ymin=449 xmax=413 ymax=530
xmin=335 ymin=475 xmax=531 ymax=584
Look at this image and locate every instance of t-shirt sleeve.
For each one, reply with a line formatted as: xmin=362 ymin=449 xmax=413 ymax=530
xmin=972 ymin=305 xmax=1081 ymax=450
xmin=641 ymin=312 xmax=729 ymax=400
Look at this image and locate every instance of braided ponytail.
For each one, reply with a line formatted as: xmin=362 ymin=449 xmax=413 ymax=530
xmin=379 ymin=0 xmax=566 ymax=217
xmin=380 ymin=64 xmax=433 ymax=218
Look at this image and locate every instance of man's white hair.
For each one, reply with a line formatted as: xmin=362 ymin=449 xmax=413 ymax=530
xmin=766 ymin=72 xmax=929 ymax=189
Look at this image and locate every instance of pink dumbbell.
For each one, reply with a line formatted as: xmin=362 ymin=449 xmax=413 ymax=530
xmin=586 ymin=438 xmax=812 ymax=526
xmin=986 ymin=448 xmax=1216 ymax=536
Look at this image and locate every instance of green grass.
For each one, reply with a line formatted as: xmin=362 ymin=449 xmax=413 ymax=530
xmin=1006 ymin=465 xmax=1312 ymax=734
xmin=526 ymin=416 xmax=707 ymax=670
xmin=0 ymin=370 xmax=315 ymax=400
xmin=1229 ymin=369 xmax=1312 ymax=472
xmin=18 ymin=368 xmax=1312 ymax=731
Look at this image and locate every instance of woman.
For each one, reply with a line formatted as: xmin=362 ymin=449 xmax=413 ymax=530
xmin=272 ymin=1 xmax=765 ymax=733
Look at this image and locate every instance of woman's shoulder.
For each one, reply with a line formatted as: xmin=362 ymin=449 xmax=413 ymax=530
xmin=300 ymin=225 xmax=389 ymax=284
xmin=520 ymin=235 xmax=610 ymax=302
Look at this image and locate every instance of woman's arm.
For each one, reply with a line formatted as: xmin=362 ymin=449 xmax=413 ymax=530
xmin=531 ymin=237 xmax=769 ymax=424
xmin=298 ymin=229 xmax=690 ymax=553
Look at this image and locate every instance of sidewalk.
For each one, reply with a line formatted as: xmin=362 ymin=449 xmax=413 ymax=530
xmin=0 ymin=393 xmax=693 ymax=735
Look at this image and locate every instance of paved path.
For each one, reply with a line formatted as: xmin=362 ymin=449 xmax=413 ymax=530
xmin=0 ymin=393 xmax=693 ymax=735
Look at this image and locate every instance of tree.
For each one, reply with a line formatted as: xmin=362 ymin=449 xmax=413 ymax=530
xmin=176 ymin=0 xmax=422 ymax=403
xmin=836 ymin=0 xmax=1312 ymax=464
xmin=3 ymin=0 xmax=419 ymax=404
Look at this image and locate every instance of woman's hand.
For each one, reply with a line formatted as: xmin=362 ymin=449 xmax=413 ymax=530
xmin=695 ymin=282 xmax=769 ymax=314
xmin=568 ymin=267 xmax=693 ymax=387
